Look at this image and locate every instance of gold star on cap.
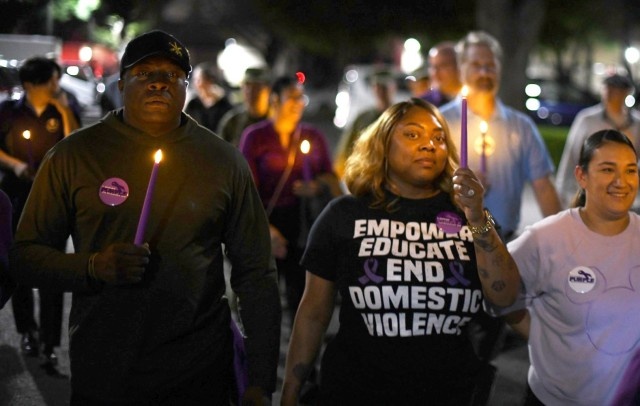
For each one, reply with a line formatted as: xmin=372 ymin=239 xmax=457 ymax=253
xmin=169 ymin=41 xmax=183 ymax=57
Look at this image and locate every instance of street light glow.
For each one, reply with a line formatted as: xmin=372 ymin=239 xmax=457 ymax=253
xmin=217 ymin=38 xmax=266 ymax=87
xmin=404 ymin=38 xmax=421 ymax=53
xmin=79 ymin=46 xmax=93 ymax=62
xmin=625 ymin=47 xmax=640 ymax=64
xmin=401 ymin=38 xmax=423 ymax=74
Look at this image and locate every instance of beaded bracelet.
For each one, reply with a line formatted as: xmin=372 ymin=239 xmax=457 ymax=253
xmin=87 ymin=252 xmax=99 ymax=281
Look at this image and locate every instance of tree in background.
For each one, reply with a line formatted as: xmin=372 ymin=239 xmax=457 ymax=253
xmin=476 ymin=0 xmax=545 ymax=110
xmin=1 ymin=0 xmax=638 ymax=109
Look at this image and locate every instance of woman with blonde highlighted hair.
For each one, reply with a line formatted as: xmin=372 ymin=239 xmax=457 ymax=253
xmin=344 ymin=98 xmax=459 ymax=208
xmin=282 ymin=98 xmax=519 ymax=405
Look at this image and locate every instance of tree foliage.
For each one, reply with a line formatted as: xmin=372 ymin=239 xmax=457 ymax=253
xmin=1 ymin=0 xmax=637 ymax=103
xmin=0 ymin=0 xmax=50 ymax=34
xmin=253 ymin=0 xmax=471 ymax=59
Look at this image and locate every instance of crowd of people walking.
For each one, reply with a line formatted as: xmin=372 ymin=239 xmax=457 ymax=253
xmin=1 ymin=26 xmax=640 ymax=406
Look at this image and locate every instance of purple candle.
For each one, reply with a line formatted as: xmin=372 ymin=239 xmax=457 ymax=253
xmin=134 ymin=149 xmax=162 ymax=245
xmin=460 ymin=86 xmax=468 ymax=168
xmin=480 ymin=120 xmax=488 ymax=175
xmin=22 ymin=130 xmax=34 ymax=170
xmin=300 ymin=140 xmax=312 ymax=182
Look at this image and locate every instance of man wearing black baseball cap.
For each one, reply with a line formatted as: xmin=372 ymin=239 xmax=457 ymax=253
xmin=11 ymin=30 xmax=280 ymax=404
xmin=119 ymin=30 xmax=192 ymax=78
xmin=556 ymin=72 xmax=640 ymax=208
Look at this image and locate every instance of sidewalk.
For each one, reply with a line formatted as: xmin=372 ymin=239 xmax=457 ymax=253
xmin=0 ymin=292 xmax=71 ymax=405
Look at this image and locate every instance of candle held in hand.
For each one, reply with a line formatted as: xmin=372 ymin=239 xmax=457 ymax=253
xmin=134 ymin=149 xmax=162 ymax=245
xmin=479 ymin=120 xmax=488 ymax=175
xmin=22 ymin=130 xmax=34 ymax=170
xmin=300 ymin=139 xmax=312 ymax=182
xmin=460 ymin=86 xmax=468 ymax=168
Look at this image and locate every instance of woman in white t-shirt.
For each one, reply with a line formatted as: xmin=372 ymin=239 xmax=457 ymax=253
xmin=498 ymin=129 xmax=640 ymax=405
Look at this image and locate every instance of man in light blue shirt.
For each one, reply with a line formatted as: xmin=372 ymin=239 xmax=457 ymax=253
xmin=440 ymin=31 xmax=562 ymax=404
xmin=441 ymin=31 xmax=561 ymax=240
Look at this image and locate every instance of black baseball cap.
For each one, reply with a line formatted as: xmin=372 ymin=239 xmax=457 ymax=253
xmin=120 ymin=30 xmax=192 ymax=78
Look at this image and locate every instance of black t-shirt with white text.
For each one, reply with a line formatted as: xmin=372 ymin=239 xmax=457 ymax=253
xmin=302 ymin=191 xmax=483 ymax=403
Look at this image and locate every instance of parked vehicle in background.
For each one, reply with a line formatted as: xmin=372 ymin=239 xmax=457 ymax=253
xmin=0 ymin=34 xmax=99 ymax=111
xmin=60 ymin=63 xmax=102 ymax=110
xmin=0 ymin=34 xmax=61 ymax=62
xmin=0 ymin=65 xmax=22 ymax=103
xmin=524 ymin=78 xmax=598 ymax=126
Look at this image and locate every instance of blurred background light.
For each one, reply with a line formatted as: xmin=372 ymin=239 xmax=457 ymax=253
xmin=401 ymin=38 xmax=423 ymax=74
xmin=217 ymin=38 xmax=266 ymax=87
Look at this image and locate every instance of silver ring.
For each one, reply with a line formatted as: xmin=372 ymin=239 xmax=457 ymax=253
xmin=467 ymin=189 xmax=475 ymax=197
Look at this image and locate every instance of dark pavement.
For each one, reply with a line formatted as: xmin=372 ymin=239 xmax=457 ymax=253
xmin=0 ymin=106 xmax=533 ymax=405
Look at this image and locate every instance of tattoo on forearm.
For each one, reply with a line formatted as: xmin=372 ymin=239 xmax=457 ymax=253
xmin=478 ymin=267 xmax=489 ymax=279
xmin=293 ymin=363 xmax=312 ymax=383
xmin=491 ymin=253 xmax=506 ymax=269
xmin=492 ymin=280 xmax=506 ymax=292
xmin=474 ymin=232 xmax=499 ymax=253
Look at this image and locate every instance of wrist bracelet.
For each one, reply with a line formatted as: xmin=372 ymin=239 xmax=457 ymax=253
xmin=88 ymin=252 xmax=99 ymax=281
xmin=468 ymin=209 xmax=496 ymax=236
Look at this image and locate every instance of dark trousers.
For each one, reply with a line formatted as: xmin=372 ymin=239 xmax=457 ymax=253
xmin=466 ymin=312 xmax=506 ymax=406
xmin=38 ymin=289 xmax=64 ymax=349
xmin=271 ymin=205 xmax=306 ymax=325
xmin=277 ymin=246 xmax=306 ymax=325
xmin=468 ymin=311 xmax=506 ymax=363
xmin=11 ymin=284 xmax=37 ymax=334
xmin=6 ymin=178 xmax=64 ymax=350
xmin=71 ymin=353 xmax=234 ymax=406
xmin=12 ymin=285 xmax=64 ymax=349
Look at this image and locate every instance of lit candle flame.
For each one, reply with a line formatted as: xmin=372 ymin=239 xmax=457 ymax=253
xmin=461 ymin=85 xmax=469 ymax=98
xmin=22 ymin=130 xmax=31 ymax=140
xmin=480 ymin=121 xmax=488 ymax=134
xmin=154 ymin=149 xmax=163 ymax=163
xmin=300 ymin=140 xmax=310 ymax=155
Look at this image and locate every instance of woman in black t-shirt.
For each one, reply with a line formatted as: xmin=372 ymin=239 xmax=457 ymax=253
xmin=281 ymin=98 xmax=520 ymax=405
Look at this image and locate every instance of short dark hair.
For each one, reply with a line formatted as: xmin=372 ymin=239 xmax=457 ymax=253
xmin=19 ymin=57 xmax=61 ymax=86
xmin=603 ymin=74 xmax=633 ymax=90
xmin=270 ymin=75 xmax=301 ymax=100
xmin=194 ymin=62 xmax=224 ymax=86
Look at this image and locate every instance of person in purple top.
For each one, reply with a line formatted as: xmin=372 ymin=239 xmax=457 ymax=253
xmin=240 ymin=74 xmax=341 ymax=325
xmin=0 ymin=189 xmax=13 ymax=309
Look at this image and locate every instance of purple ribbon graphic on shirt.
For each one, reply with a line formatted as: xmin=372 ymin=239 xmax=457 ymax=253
xmin=358 ymin=258 xmax=384 ymax=285
xmin=446 ymin=261 xmax=471 ymax=287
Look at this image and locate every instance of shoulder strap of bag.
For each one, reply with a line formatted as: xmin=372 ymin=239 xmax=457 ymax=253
xmin=265 ymin=126 xmax=301 ymax=217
